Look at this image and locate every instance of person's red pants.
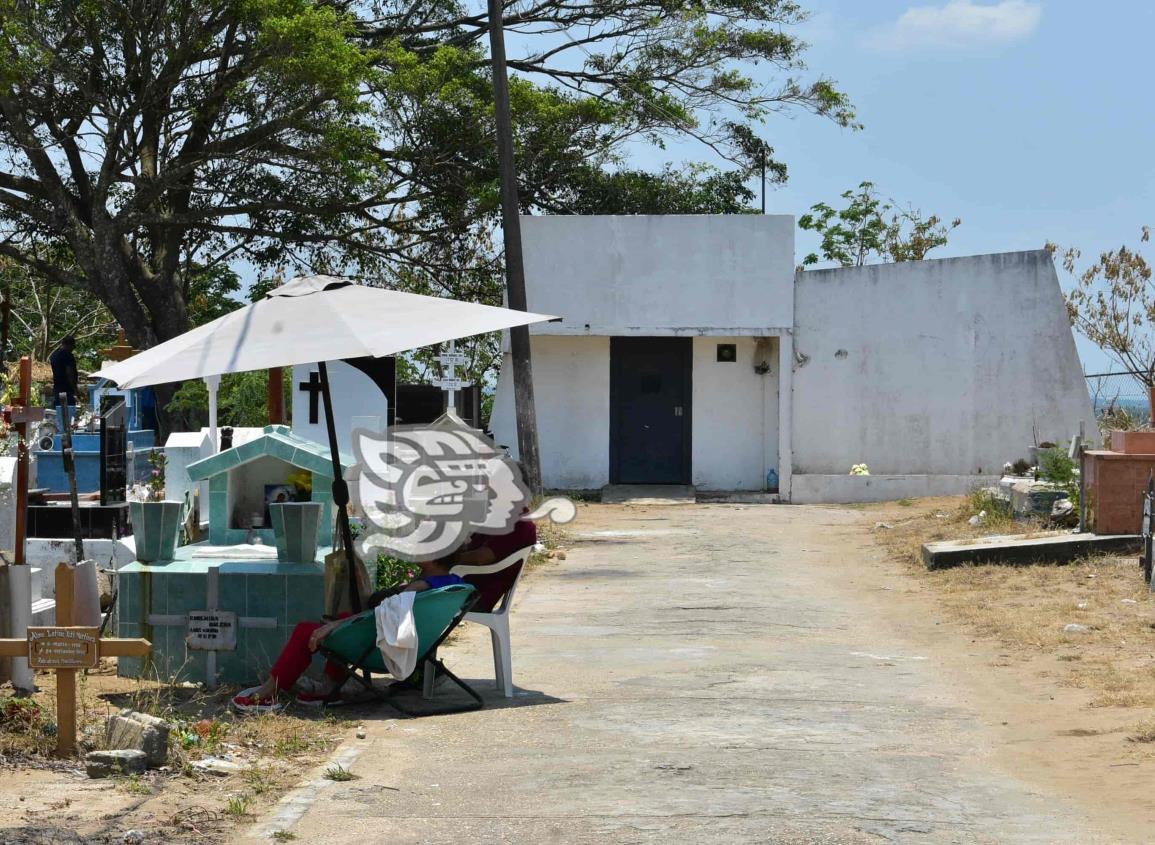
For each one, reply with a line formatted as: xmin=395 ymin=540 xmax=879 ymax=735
xmin=269 ymin=620 xmax=347 ymax=692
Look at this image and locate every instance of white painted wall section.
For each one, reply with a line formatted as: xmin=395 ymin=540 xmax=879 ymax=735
xmin=491 ymin=336 xmax=611 ymax=490
xmin=520 ymin=215 xmax=795 ymax=335
xmin=292 ymin=361 xmax=388 ymax=457
xmin=690 ymin=337 xmax=779 ymax=490
xmin=790 ymin=251 xmax=1095 ymax=502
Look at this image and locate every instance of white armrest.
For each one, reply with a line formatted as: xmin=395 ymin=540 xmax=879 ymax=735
xmin=450 ymin=546 xmax=533 ymax=577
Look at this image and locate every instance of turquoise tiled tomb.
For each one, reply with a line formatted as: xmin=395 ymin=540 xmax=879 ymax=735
xmin=117 ymin=426 xmax=357 ymax=686
xmin=186 ymin=424 xmax=353 ymax=547
xmin=116 ymin=547 xmax=330 ymax=685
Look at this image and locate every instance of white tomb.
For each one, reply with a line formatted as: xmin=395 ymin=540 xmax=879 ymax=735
xmin=292 ymin=361 xmax=388 ymax=457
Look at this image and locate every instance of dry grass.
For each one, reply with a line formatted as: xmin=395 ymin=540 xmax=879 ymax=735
xmin=1 ymin=659 xmax=349 ymax=768
xmin=874 ymin=496 xmax=1155 ymax=710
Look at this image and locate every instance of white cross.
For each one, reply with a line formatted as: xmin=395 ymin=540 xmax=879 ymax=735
xmin=435 ymin=340 xmax=470 ymax=413
xmin=147 ymin=565 xmax=277 ymax=689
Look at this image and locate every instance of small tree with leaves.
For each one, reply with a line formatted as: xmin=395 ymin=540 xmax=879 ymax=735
xmin=1054 ymin=227 xmax=1155 ymax=387
xmin=798 ymin=181 xmax=961 ymax=268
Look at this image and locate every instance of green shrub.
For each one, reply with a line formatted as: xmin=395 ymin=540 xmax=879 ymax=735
xmin=376 ymin=555 xmax=420 ymax=591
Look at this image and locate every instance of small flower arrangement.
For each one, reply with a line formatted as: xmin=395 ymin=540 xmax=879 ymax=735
xmin=849 ymin=463 xmax=870 ymax=476
xmin=287 ymin=469 xmax=313 ymax=502
xmin=131 ymin=450 xmax=168 ymax=502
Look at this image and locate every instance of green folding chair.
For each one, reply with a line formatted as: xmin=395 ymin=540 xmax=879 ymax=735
xmin=317 ymin=584 xmax=484 ymax=716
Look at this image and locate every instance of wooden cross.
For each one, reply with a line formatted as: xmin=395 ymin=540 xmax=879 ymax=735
xmin=0 ymin=562 xmax=151 ymax=757
xmin=298 ymin=370 xmax=323 ymax=424
xmin=98 ymin=328 xmax=139 ymax=362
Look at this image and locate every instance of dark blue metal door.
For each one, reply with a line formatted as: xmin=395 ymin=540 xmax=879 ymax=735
xmin=610 ymin=337 xmax=692 ymax=484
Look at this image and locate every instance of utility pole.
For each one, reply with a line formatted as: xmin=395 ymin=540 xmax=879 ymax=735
xmin=488 ymin=0 xmax=543 ymax=497
xmin=760 ymin=148 xmax=766 ymax=214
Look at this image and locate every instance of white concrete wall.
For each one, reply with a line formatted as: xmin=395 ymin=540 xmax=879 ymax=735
xmin=165 ymin=430 xmax=211 ymax=520
xmin=790 ymin=250 xmax=1096 ymax=503
xmin=491 ymin=336 xmax=611 ymax=490
xmin=0 ymin=457 xmax=15 ymax=557
xmin=690 ymin=337 xmax=779 ymax=490
xmin=292 ymin=361 xmax=387 ymax=457
xmin=493 ymin=335 xmax=782 ymax=491
xmin=521 ymin=215 xmax=795 ymax=335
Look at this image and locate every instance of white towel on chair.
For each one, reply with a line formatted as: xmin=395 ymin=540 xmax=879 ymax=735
xmin=374 ymin=592 xmax=418 ymax=679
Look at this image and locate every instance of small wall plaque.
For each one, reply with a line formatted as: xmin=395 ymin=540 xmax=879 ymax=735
xmin=186 ymin=611 xmax=238 ymax=651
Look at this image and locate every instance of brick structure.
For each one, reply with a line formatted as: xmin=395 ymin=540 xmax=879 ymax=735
xmin=1084 ymin=438 xmax=1155 ymax=535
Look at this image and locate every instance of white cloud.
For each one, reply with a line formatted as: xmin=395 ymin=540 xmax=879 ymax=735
xmin=865 ymin=0 xmax=1042 ymax=52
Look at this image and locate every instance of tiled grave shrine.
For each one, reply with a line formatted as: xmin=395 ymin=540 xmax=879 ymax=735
xmin=117 ymin=426 xmax=355 ymax=685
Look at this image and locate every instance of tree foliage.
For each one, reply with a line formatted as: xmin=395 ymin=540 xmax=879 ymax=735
xmin=0 ymin=259 xmax=117 ymax=368
xmin=0 ymin=0 xmax=853 ymax=352
xmin=798 ymin=181 xmax=960 ymax=268
xmin=1055 ymin=227 xmax=1155 ymax=386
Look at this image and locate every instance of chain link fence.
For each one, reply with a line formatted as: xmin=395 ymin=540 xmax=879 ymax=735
xmin=1086 ymin=371 xmax=1151 ymax=429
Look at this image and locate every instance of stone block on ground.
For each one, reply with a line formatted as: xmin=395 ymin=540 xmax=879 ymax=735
xmin=86 ymin=749 xmax=147 ymax=778
xmin=106 ymin=710 xmax=170 ymax=768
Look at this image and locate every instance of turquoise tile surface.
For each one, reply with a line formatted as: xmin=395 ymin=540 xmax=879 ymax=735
xmin=167 ymin=575 xmax=207 ymax=614
xmin=286 ymin=576 xmax=324 ymax=623
xmin=218 ymin=573 xmax=245 ymax=614
xmin=245 ymin=573 xmax=286 ymax=619
xmin=215 ymin=650 xmax=250 ymax=685
xmin=119 ymin=575 xmax=140 ymax=624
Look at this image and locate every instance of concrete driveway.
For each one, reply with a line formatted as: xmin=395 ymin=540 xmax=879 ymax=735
xmin=240 ymin=504 xmax=1116 ymax=844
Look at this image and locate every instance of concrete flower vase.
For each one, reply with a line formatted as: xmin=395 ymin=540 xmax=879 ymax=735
xmin=130 ymin=500 xmax=183 ymax=563
xmin=270 ymin=502 xmax=323 ymax=563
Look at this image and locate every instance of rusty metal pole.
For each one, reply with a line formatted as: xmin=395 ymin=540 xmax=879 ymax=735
xmin=0 ymin=284 xmax=10 ymax=370
xmin=13 ymin=356 xmax=30 ymax=566
xmin=268 ymin=368 xmax=285 ymax=424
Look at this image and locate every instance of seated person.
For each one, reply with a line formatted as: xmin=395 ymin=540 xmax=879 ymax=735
xmin=446 ymin=517 xmax=538 ymax=612
xmin=231 ymin=558 xmax=463 ymax=713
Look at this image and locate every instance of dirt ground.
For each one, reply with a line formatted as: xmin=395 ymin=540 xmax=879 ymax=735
xmin=855 ymin=495 xmax=1155 ymax=835
xmin=0 ymin=662 xmax=356 ymax=844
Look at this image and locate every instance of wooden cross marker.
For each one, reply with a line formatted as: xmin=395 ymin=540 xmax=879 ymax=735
xmin=98 ymin=328 xmax=139 ymax=362
xmin=0 ymin=563 xmax=150 ymax=757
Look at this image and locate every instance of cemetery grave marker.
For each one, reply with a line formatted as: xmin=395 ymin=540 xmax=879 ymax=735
xmin=146 ymin=564 xmax=275 ymax=689
xmin=0 ymin=562 xmax=150 ymax=756
xmin=28 ymin=627 xmax=100 ymax=669
xmin=434 ymin=340 xmax=472 ymax=411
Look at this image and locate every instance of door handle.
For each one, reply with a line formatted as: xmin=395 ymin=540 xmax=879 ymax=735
xmin=674 ymin=406 xmax=683 ymax=417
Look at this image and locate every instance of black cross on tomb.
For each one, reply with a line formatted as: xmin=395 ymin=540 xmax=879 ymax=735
xmin=299 ymin=371 xmax=323 ymax=424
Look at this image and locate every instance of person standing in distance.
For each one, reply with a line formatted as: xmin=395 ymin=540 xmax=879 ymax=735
xmin=48 ymin=335 xmax=79 ymax=424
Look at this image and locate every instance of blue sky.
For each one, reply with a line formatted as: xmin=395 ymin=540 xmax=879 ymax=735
xmin=623 ymin=0 xmax=1154 ymax=374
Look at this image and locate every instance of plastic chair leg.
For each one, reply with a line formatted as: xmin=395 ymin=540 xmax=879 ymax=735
xmin=489 ymin=618 xmax=513 ymax=698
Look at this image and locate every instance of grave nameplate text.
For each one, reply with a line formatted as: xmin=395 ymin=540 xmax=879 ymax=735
xmin=28 ymin=627 xmax=100 ymax=670
xmin=186 ymin=611 xmax=238 ymax=651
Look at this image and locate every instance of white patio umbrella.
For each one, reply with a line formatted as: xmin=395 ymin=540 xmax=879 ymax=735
xmin=94 ymin=275 xmax=557 ymax=609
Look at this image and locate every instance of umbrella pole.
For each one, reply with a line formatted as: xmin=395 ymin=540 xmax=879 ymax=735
xmin=316 ymin=362 xmax=362 ymax=614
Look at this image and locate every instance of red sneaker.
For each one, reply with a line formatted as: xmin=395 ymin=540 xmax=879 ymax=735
xmin=231 ymin=687 xmax=282 ymax=714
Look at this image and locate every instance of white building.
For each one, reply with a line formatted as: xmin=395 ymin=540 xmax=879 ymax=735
xmin=490 ymin=215 xmax=1095 ymax=503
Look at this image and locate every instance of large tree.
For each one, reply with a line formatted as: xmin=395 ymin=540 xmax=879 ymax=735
xmin=0 ymin=0 xmax=855 ymax=396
